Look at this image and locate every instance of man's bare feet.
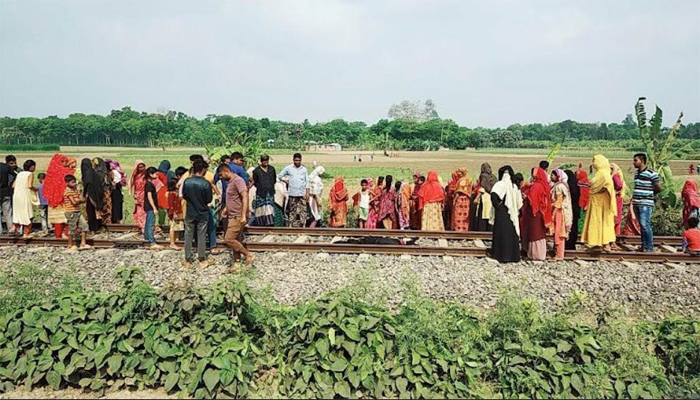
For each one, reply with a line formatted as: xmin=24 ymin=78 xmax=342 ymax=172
xmin=66 ymin=246 xmax=78 ymax=252
xmin=150 ymin=244 xmax=164 ymax=250
xmin=245 ymin=254 xmax=256 ymax=266
xmin=169 ymin=244 xmax=182 ymax=250
xmin=182 ymin=260 xmax=193 ymax=268
xmin=79 ymin=244 xmax=92 ymax=250
xmin=198 ymin=258 xmax=214 ymax=268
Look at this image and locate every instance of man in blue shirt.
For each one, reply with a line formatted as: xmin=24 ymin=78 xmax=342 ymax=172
xmin=632 ymin=153 xmax=662 ymax=252
xmin=277 ymin=153 xmax=309 ymax=227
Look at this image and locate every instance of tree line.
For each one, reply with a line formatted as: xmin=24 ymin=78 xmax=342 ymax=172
xmin=1 ymin=105 xmax=698 ymax=150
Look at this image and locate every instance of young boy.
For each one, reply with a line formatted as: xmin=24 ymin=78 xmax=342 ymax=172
xmin=353 ymin=179 xmax=374 ymax=228
xmin=63 ymin=175 xmax=90 ymax=251
xmin=167 ymin=178 xmax=184 ymax=250
xmin=37 ymin=172 xmax=49 ymax=233
xmin=144 ymin=167 xmax=163 ymax=249
xmin=683 ymin=216 xmax=700 ymax=255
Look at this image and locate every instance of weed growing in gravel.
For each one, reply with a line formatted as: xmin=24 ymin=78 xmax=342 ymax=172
xmin=0 ymin=262 xmax=83 ymax=314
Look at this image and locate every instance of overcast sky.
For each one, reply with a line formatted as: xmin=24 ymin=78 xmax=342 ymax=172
xmin=1 ymin=0 xmax=698 ymax=127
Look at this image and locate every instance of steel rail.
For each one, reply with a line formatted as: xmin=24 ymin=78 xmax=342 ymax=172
xmin=100 ymin=224 xmax=686 ymax=246
xmin=1 ymin=236 xmax=697 ymax=264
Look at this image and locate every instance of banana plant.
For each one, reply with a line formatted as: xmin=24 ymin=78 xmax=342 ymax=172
xmin=205 ymin=125 xmax=264 ymax=167
xmin=635 ymin=97 xmax=687 ymax=208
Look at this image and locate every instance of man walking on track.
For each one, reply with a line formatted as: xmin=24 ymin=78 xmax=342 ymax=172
xmin=217 ymin=163 xmax=255 ymax=270
xmin=182 ymin=161 xmax=213 ymax=268
xmin=277 ymin=153 xmax=309 ymax=227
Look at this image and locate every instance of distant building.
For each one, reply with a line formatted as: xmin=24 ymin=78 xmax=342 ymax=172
xmin=307 ymin=143 xmax=342 ymax=152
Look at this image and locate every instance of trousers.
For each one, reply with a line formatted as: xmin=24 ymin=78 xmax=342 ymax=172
xmin=184 ymin=217 xmax=207 ymax=261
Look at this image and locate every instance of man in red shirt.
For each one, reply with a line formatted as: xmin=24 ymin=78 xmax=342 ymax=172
xmin=217 ymin=164 xmax=255 ymax=270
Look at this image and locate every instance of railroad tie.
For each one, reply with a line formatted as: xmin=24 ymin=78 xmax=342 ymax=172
xmin=473 ymin=239 xmax=487 ymax=249
xmin=259 ymin=235 xmax=275 ymax=243
xmin=438 ymin=238 xmax=448 ymax=247
xmin=294 ymin=235 xmax=309 ymax=244
xmin=660 ymin=245 xmax=678 ymax=254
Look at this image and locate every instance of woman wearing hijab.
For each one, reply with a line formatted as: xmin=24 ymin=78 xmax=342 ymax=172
xmin=581 ymin=155 xmax=617 ymax=251
xmin=378 ymin=175 xmax=398 ymax=229
xmin=522 ymin=167 xmax=551 ymax=260
xmin=129 ymin=160 xmax=147 ymax=233
xmin=106 ymin=159 xmax=126 ymax=224
xmin=307 ymin=166 xmax=325 ymax=228
xmin=328 ymin=176 xmax=349 ymax=227
xmin=452 ymin=172 xmax=472 ymax=231
xmin=252 ymin=155 xmax=277 ymax=227
xmin=471 ymin=163 xmax=497 ymax=231
xmin=610 ymin=163 xmax=626 ymax=236
xmin=550 ymin=169 xmax=573 ymax=260
xmin=44 ymin=154 xmax=76 ymax=238
xmin=80 ymin=158 xmax=103 ymax=232
xmin=564 ymin=170 xmax=581 ymax=250
xmin=445 ymin=168 xmax=467 ymax=230
xmin=410 ymin=173 xmax=423 ymax=230
xmin=682 ymin=179 xmax=700 ymax=228
xmin=273 ymin=178 xmax=288 ymax=227
xmin=92 ymin=158 xmax=112 ymax=227
xmin=490 ymin=166 xmax=523 ymax=262
xmin=419 ymin=171 xmax=446 ymax=231
xmin=398 ymin=182 xmax=412 ymax=230
xmin=364 ymin=178 xmax=379 ymax=229
xmin=155 ymin=160 xmax=173 ymax=226
xmin=575 ymin=167 xmax=591 ymax=211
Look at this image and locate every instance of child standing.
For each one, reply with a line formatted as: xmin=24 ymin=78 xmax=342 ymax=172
xmin=167 ymin=178 xmax=184 ymax=250
xmin=683 ymin=217 xmax=700 ymax=255
xmin=37 ymin=172 xmax=49 ymax=233
xmin=63 ymin=175 xmax=90 ymax=251
xmin=353 ymin=179 xmax=374 ymax=228
xmin=144 ymin=167 xmax=163 ymax=249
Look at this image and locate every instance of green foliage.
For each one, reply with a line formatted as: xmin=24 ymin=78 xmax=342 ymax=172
xmin=0 ymin=144 xmax=59 ymax=151
xmin=0 ymin=268 xmax=698 ymax=398
xmin=1 ymin=105 xmax=697 ymax=154
xmin=0 ymin=263 xmax=82 ymax=315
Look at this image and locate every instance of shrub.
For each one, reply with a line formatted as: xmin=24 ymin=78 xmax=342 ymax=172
xmin=0 ymin=144 xmax=60 ymax=151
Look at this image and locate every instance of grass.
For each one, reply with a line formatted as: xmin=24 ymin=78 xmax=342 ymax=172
xmin=0 ymin=262 xmax=83 ymax=314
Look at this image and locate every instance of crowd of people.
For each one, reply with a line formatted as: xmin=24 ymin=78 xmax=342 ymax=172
xmin=1 ymin=151 xmax=699 ymax=269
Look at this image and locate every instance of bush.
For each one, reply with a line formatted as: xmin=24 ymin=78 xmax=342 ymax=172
xmin=0 ymin=144 xmax=60 ymax=151
xmin=0 ymin=268 xmax=698 ymax=398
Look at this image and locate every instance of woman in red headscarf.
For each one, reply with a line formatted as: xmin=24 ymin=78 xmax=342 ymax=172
xmin=682 ymin=179 xmax=700 ymax=229
xmin=129 ymin=160 xmax=147 ymax=233
xmin=521 ymin=167 xmax=551 ymax=260
xmin=419 ymin=171 xmax=446 ymax=231
xmin=575 ymin=167 xmax=591 ymax=211
xmin=43 ymin=154 xmax=76 ymax=238
xmin=328 ymin=176 xmax=349 ymax=227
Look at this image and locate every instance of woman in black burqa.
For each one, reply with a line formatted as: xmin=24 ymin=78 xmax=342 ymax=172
xmin=564 ymin=169 xmax=581 ymax=250
xmin=489 ymin=165 xmax=523 ymax=263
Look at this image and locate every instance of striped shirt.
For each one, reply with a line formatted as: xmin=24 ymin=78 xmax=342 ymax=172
xmin=63 ymin=187 xmax=83 ymax=212
xmin=632 ymin=167 xmax=660 ymax=207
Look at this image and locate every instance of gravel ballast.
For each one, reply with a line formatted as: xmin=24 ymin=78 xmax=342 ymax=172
xmin=0 ymin=246 xmax=698 ymax=320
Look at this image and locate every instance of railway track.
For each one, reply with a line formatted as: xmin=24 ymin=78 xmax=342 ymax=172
xmin=1 ymin=232 xmax=698 ymax=264
xmin=16 ymin=222 xmax=685 ymax=246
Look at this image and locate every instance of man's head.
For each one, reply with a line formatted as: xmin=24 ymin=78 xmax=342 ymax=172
xmin=260 ymin=154 xmax=270 ymax=168
xmin=146 ymin=167 xmax=158 ymax=180
xmin=5 ymin=155 xmax=16 ymax=168
xmin=167 ymin=178 xmax=178 ymax=192
xmin=23 ymin=160 xmax=36 ymax=172
xmin=539 ymin=160 xmax=549 ymax=171
xmin=293 ymin=153 xmax=302 ymax=168
xmin=634 ymin=153 xmax=647 ymax=169
xmin=65 ymin=174 xmax=77 ymax=188
xmin=231 ymin=152 xmax=244 ymax=166
xmin=192 ymin=160 xmax=208 ymax=176
xmin=689 ymin=216 xmax=699 ymax=229
xmin=216 ymin=163 xmax=232 ymax=181
xmin=220 ymin=155 xmax=231 ymax=165
xmin=38 ymin=173 xmax=46 ymax=182
xmin=361 ymin=179 xmax=368 ymax=190
xmin=175 ymin=166 xmax=188 ymax=178
xmin=189 ymin=154 xmax=204 ymax=166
